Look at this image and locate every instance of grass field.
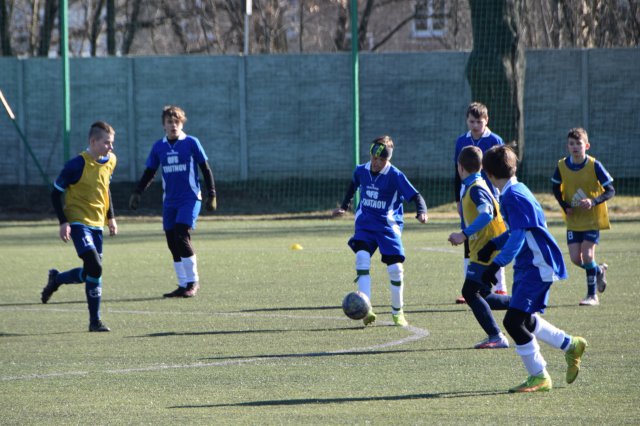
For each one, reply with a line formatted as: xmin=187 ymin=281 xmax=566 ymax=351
xmin=1 ymin=216 xmax=639 ymax=424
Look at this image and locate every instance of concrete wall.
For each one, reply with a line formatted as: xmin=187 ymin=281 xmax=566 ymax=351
xmin=0 ymin=48 xmax=638 ymax=187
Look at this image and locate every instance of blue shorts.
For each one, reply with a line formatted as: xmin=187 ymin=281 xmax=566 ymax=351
xmin=70 ymin=224 xmax=103 ymax=256
xmin=163 ymin=199 xmax=201 ymax=231
xmin=509 ymin=279 xmax=551 ymax=314
xmin=465 ymin=261 xmax=493 ymax=293
xmin=348 ymin=228 xmax=404 ymax=260
xmin=567 ymin=230 xmax=599 ymax=245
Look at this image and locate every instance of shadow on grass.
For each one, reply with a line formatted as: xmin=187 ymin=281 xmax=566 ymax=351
xmin=127 ymin=325 xmax=369 ymax=338
xmin=169 ymin=388 xmax=509 ymax=408
xmin=0 ymin=296 xmax=164 ymax=307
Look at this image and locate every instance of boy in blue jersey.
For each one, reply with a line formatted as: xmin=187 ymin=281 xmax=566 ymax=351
xmin=129 ymin=106 xmax=216 ymax=298
xmin=552 ymin=128 xmax=615 ymax=306
xmin=41 ymin=121 xmax=117 ymax=332
xmin=479 ymin=145 xmax=587 ymax=392
xmin=453 ymin=102 xmax=507 ymax=304
xmin=448 ymin=146 xmax=510 ymax=349
xmin=333 ymin=135 xmax=428 ymax=327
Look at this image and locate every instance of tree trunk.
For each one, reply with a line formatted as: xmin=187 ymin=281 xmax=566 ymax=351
xmin=38 ymin=0 xmax=58 ymax=57
xmin=90 ymin=0 xmax=106 ymax=56
xmin=466 ymin=0 xmax=525 ymax=160
xmin=122 ymin=0 xmax=143 ymax=55
xmin=0 ymin=0 xmax=12 ymax=56
xmin=106 ymin=0 xmax=115 ymax=55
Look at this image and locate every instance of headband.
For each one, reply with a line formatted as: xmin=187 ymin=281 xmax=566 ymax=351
xmin=370 ymin=142 xmax=393 ymax=159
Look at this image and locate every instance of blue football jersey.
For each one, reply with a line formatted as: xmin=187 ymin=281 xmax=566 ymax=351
xmin=454 ymin=128 xmax=503 ymax=227
xmin=497 ymin=178 xmax=568 ymax=284
xmin=352 ymin=162 xmax=419 ymax=234
xmin=145 ymin=134 xmax=208 ymax=204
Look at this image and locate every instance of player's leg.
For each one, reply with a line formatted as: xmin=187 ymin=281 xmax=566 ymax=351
xmin=64 ymin=225 xmax=109 ymax=331
xmin=461 ymin=270 xmax=508 ymax=349
xmin=455 ymin=240 xmax=470 ymax=304
xmin=504 ymin=281 xmax=554 ymax=392
xmin=527 ymin=313 xmax=587 ymax=384
xmin=584 ymin=231 xmax=607 ymax=294
xmin=348 ymin=236 xmax=377 ymax=325
xmin=175 ymin=200 xmax=202 ymax=297
xmin=579 ymin=239 xmax=600 ymax=306
xmin=492 ymin=266 xmax=508 ymax=295
xmin=382 ymin=255 xmax=407 ymax=326
xmin=379 ymin=228 xmax=408 ymax=326
xmin=162 ymin=204 xmax=187 ymax=297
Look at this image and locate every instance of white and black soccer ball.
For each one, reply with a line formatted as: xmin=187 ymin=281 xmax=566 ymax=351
xmin=342 ymin=291 xmax=372 ymax=320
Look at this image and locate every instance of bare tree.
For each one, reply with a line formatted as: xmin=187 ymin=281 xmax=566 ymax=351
xmin=37 ymin=0 xmax=56 ymax=57
xmin=466 ymin=0 xmax=525 ymax=159
xmin=0 ymin=0 xmax=12 ymax=56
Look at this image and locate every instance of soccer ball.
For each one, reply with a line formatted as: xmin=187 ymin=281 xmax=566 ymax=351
xmin=342 ymin=291 xmax=372 ymax=320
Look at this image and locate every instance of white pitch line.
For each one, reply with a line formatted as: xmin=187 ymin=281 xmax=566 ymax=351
xmin=0 ymin=307 xmax=430 ymax=382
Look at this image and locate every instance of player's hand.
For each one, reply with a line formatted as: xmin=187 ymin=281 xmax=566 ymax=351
xmin=565 ymin=207 xmax=573 ymax=216
xmin=108 ymin=218 xmax=118 ymax=236
xmin=578 ymin=198 xmax=595 ymax=209
xmin=59 ymin=223 xmax=71 ymax=242
xmin=481 ymin=262 xmax=501 ymax=287
xmin=332 ymin=208 xmax=346 ymax=218
xmin=477 ymin=240 xmax=497 ymax=263
xmin=416 ymin=213 xmax=427 ymax=224
xmin=448 ymin=232 xmax=466 ymax=246
xmin=129 ymin=192 xmax=141 ymax=210
xmin=205 ymin=195 xmax=217 ymax=212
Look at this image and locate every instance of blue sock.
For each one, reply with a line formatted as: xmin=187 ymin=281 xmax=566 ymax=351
xmin=56 ymin=267 xmax=84 ymax=285
xmin=85 ymin=275 xmax=102 ymax=323
xmin=467 ymin=296 xmax=501 ymax=337
xmin=584 ymin=261 xmax=597 ymax=296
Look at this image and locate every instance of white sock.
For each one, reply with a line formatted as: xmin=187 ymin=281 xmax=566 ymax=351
xmin=532 ymin=314 xmax=567 ymax=350
xmin=388 ymin=263 xmax=404 ymax=313
xmin=181 ymin=255 xmax=199 ymax=283
xmin=515 ymin=338 xmax=547 ymax=376
xmin=173 ymin=262 xmax=187 ymax=288
xmin=355 ymin=251 xmax=372 ymax=300
xmin=493 ymin=267 xmax=507 ymax=293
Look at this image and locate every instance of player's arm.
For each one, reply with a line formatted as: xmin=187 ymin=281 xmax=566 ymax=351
xmin=481 ymin=229 xmax=524 ymax=286
xmin=129 ymin=167 xmax=157 ymax=209
xmin=551 ymin=166 xmax=571 ymax=213
xmin=107 ymin=189 xmax=117 ymax=236
xmin=454 ymin=165 xmax=462 ymax=203
xmin=198 ymin=161 xmax=217 ymax=211
xmin=410 ymin=192 xmax=428 ymax=223
xmin=462 ymin=186 xmax=494 ymax=236
xmin=594 ymin=184 xmax=615 ymax=205
xmin=593 ymin=161 xmax=615 ymax=206
xmin=333 ymin=181 xmax=357 ymax=217
xmin=51 ymin=157 xmax=84 ymax=242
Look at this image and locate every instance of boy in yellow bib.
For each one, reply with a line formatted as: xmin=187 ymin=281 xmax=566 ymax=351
xmin=41 ymin=121 xmax=117 ymax=332
xmin=448 ymin=146 xmax=510 ymax=348
xmin=552 ymin=128 xmax=615 ymax=306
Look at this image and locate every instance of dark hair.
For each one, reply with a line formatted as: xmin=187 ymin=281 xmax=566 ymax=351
xmin=457 ymin=145 xmax=482 ymax=173
xmin=371 ymin=135 xmax=394 ymax=149
xmin=162 ymin=105 xmax=187 ymax=124
xmin=89 ymin=121 xmax=115 ymax=139
xmin=482 ymin=145 xmax=517 ymax=179
xmin=466 ymin=102 xmax=488 ymax=120
xmin=567 ymin=127 xmax=589 ymax=144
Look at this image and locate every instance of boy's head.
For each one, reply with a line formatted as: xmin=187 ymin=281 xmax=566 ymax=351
xmin=482 ymin=145 xmax=517 ymax=180
xmin=369 ymin=135 xmax=394 ymax=173
xmin=162 ymin=105 xmax=186 ymax=139
xmin=162 ymin=105 xmax=187 ymax=125
xmin=466 ymin=102 xmax=489 ymax=139
xmin=457 ymin=145 xmax=482 ymax=176
xmin=567 ymin=127 xmax=590 ymax=151
xmin=88 ymin=121 xmax=115 ymax=158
